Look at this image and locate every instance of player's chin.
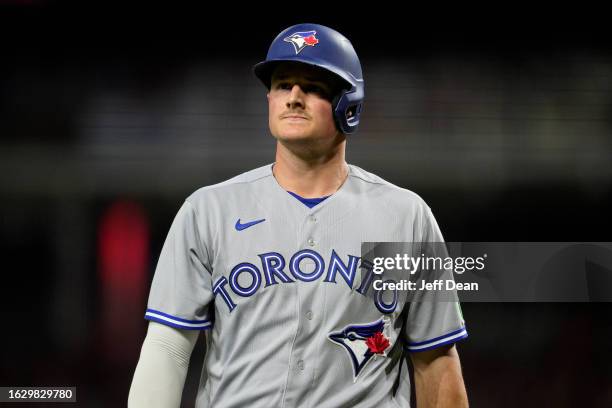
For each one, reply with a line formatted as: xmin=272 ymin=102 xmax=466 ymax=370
xmin=274 ymin=127 xmax=314 ymax=141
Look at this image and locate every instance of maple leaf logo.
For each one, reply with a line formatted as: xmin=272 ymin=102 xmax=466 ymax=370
xmin=366 ymin=332 xmax=390 ymax=354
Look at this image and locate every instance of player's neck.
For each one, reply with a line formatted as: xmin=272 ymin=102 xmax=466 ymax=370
xmin=273 ymin=141 xmax=348 ymax=198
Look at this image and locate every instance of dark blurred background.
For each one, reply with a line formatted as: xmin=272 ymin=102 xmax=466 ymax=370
xmin=0 ymin=1 xmax=611 ymax=407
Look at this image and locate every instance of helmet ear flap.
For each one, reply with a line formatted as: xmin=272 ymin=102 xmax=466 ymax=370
xmin=333 ymin=87 xmax=364 ymax=135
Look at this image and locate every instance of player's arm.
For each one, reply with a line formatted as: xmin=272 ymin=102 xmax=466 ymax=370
xmin=128 ymin=321 xmax=200 ymax=408
xmin=410 ymin=344 xmax=468 ymax=408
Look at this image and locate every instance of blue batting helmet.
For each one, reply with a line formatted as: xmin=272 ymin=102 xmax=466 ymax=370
xmin=253 ymin=23 xmax=364 ymax=135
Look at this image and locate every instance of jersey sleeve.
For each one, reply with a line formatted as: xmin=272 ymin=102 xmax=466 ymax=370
xmin=402 ymin=205 xmax=468 ymax=352
xmin=145 ymin=199 xmax=214 ymax=330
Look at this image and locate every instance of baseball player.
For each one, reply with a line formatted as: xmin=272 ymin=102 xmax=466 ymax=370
xmin=129 ymin=23 xmax=468 ymax=407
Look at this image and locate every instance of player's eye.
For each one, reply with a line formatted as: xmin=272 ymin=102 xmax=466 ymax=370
xmin=305 ymin=84 xmax=332 ymax=100
xmin=304 ymin=85 xmax=324 ymax=94
xmin=276 ymin=82 xmax=292 ymax=90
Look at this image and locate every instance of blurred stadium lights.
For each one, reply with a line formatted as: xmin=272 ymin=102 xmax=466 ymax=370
xmin=1 ymin=57 xmax=611 ymax=196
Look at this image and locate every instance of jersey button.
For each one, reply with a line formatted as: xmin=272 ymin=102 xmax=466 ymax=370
xmin=305 ymin=311 xmax=313 ymax=320
xmin=297 ymin=360 xmax=304 ymax=371
xmin=309 ymin=215 xmax=317 ymax=222
xmin=307 ymin=238 xmax=316 ymax=247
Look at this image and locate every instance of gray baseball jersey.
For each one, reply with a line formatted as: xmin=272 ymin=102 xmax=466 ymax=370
xmin=145 ymin=163 xmax=467 ymax=408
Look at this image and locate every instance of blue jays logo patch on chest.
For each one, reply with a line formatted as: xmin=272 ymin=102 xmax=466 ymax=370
xmin=328 ymin=317 xmax=391 ymax=380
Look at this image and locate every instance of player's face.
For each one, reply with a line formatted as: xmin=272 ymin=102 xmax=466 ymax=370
xmin=268 ymin=63 xmax=341 ymax=144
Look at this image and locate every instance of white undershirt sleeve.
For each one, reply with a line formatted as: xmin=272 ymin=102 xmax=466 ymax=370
xmin=128 ymin=321 xmax=200 ymax=408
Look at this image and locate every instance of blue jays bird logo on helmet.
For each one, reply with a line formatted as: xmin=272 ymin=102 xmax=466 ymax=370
xmin=283 ymin=31 xmax=319 ymax=54
xmin=328 ymin=318 xmax=391 ymax=380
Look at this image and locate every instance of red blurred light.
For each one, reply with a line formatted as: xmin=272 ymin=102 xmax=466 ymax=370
xmin=97 ymin=200 xmax=150 ymax=364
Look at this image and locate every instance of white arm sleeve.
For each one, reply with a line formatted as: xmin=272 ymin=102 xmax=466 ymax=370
xmin=128 ymin=322 xmax=200 ymax=408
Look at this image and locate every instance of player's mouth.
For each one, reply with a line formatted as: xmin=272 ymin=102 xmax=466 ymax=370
xmin=280 ymin=113 xmax=309 ymax=121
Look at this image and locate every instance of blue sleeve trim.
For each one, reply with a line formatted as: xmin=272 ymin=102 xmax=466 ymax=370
xmin=404 ymin=326 xmax=468 ymax=352
xmin=145 ymin=309 xmax=213 ymax=330
xmin=406 ymin=332 xmax=468 ymax=353
xmin=407 ymin=327 xmax=467 ymax=347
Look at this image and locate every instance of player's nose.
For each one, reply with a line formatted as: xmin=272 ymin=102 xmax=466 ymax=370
xmin=286 ymin=84 xmax=305 ymax=109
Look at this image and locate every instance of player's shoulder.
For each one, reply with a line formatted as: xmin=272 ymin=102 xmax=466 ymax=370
xmin=185 ymin=163 xmax=273 ymax=204
xmin=348 ymin=164 xmax=430 ymax=209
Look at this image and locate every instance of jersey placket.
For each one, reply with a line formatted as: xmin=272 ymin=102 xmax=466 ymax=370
xmin=282 ymin=209 xmax=325 ymax=407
